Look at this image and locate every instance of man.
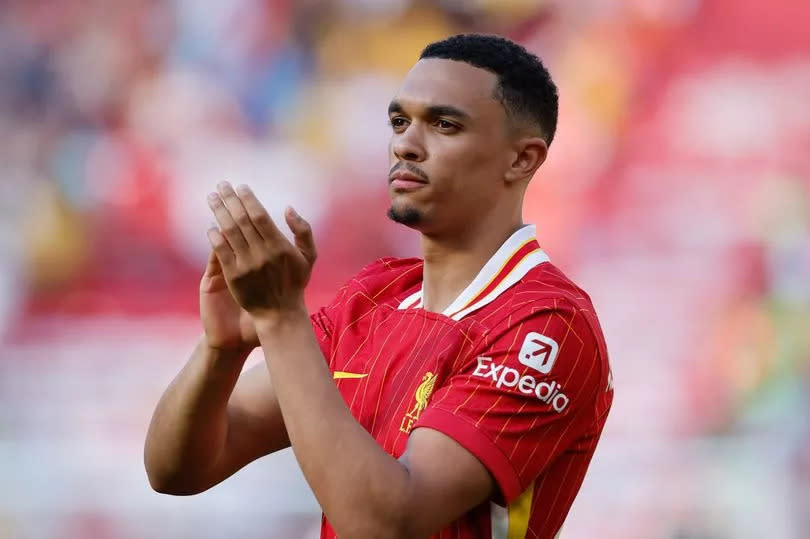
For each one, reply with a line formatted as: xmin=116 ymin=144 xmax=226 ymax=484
xmin=145 ymin=34 xmax=613 ymax=538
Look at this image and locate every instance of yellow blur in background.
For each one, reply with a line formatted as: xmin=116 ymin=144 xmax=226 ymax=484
xmin=1 ymin=0 xmax=809 ymax=538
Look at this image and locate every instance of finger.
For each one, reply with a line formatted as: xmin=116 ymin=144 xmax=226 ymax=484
xmin=200 ymin=249 xmax=225 ymax=292
xmin=285 ymin=206 xmax=317 ymax=265
xmin=206 ymin=226 xmax=236 ymax=271
xmin=235 ymin=184 xmax=285 ymax=243
xmin=217 ymin=181 xmax=264 ymax=247
xmin=208 ymin=191 xmax=250 ymax=253
xmin=203 ymin=249 xmax=221 ymax=277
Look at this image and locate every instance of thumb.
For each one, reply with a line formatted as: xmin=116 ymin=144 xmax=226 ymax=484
xmin=199 ymin=249 xmax=225 ymax=293
xmin=203 ymin=248 xmax=223 ymax=277
xmin=285 ymin=206 xmax=317 ymax=265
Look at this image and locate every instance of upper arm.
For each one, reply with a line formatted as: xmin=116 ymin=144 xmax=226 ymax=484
xmin=410 ymin=302 xmax=609 ymax=510
xmin=212 ymin=363 xmax=290 ymax=483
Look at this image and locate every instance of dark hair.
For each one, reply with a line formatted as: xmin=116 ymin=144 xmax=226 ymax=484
xmin=420 ymin=34 xmax=558 ymax=145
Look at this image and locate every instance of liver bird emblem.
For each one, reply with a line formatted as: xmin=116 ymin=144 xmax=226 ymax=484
xmin=399 ymin=371 xmax=437 ymax=434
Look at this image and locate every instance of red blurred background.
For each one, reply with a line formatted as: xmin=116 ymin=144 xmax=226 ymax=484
xmin=1 ymin=1 xmax=809 ymax=537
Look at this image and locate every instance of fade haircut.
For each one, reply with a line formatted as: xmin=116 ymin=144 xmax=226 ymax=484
xmin=420 ymin=34 xmax=559 ymax=145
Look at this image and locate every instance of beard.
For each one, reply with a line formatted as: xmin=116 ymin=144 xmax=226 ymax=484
xmin=387 ymin=204 xmax=422 ymax=226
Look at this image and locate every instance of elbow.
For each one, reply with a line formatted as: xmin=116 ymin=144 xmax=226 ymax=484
xmin=144 ymin=450 xmax=207 ymax=496
xmin=146 ymin=469 xmax=207 ymax=496
xmin=145 ymin=468 xmax=176 ymax=495
xmin=144 ymin=461 xmax=182 ymax=495
xmin=143 ymin=447 xmax=174 ymax=494
xmin=146 ymin=474 xmax=175 ymax=495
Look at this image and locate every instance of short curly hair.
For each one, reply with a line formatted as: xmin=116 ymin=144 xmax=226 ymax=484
xmin=420 ymin=34 xmax=558 ymax=146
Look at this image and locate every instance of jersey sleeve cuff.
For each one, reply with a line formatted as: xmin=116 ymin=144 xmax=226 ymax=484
xmin=415 ymin=406 xmax=522 ymax=503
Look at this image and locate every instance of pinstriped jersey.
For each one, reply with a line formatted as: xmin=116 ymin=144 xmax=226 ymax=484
xmin=311 ymin=225 xmax=613 ymax=539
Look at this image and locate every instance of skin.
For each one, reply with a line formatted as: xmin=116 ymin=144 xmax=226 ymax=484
xmin=387 ymin=58 xmax=547 ymax=312
xmin=144 ymin=58 xmax=549 ymax=537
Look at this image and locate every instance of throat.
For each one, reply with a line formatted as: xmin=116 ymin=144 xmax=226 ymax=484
xmin=421 ymin=282 xmax=468 ymax=315
xmin=420 ymin=256 xmax=488 ymax=315
xmin=418 ymin=221 xmax=528 ymax=316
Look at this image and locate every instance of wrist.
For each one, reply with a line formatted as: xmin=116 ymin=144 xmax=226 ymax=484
xmin=253 ymin=305 xmax=310 ymax=336
xmin=200 ymin=336 xmax=253 ymax=362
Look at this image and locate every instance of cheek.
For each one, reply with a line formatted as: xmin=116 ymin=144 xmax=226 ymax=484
xmin=442 ymin=143 xmax=503 ymax=193
xmin=433 ymin=138 xmax=488 ymax=178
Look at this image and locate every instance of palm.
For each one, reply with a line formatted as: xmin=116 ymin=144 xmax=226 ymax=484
xmin=200 ymin=251 xmax=258 ymax=351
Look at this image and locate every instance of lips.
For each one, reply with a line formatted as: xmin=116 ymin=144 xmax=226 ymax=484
xmin=390 ymin=179 xmax=427 ymax=191
xmin=389 ymin=171 xmax=428 ymax=191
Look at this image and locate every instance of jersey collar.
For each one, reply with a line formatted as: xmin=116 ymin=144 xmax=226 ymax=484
xmin=397 ymin=225 xmax=550 ymax=320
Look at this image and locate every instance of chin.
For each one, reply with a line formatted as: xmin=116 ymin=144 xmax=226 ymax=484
xmin=387 ymin=203 xmax=423 ymax=227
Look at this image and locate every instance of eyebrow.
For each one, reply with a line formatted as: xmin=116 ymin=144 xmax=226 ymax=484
xmin=388 ymin=100 xmax=472 ymax=121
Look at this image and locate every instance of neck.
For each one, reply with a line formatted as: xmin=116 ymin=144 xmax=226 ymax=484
xmin=420 ymin=210 xmax=524 ymax=314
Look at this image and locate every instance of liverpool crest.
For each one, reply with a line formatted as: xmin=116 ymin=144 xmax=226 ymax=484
xmin=399 ymin=371 xmax=437 ymax=434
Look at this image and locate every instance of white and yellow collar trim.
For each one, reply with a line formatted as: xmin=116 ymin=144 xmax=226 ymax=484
xmin=397 ymin=225 xmax=549 ymax=321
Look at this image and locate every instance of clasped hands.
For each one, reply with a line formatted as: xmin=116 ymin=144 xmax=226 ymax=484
xmin=206 ymin=181 xmax=316 ymax=324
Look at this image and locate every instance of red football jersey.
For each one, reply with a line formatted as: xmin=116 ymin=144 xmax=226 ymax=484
xmin=310 ymin=225 xmax=613 ymax=539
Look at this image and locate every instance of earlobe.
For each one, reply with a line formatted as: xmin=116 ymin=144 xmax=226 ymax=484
xmin=506 ymin=138 xmax=548 ymax=184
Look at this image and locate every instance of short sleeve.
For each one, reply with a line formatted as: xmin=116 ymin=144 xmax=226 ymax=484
xmin=310 ymin=307 xmax=335 ymax=364
xmin=309 ymin=274 xmax=355 ymax=368
xmin=414 ymin=301 xmax=606 ymax=503
xmin=309 ymin=257 xmax=410 ymax=369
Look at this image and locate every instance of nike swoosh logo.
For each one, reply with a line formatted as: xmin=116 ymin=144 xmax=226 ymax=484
xmin=333 ymin=371 xmax=368 ymax=379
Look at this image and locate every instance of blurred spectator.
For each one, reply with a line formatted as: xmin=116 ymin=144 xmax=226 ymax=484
xmin=2 ymin=0 xmax=809 ymax=537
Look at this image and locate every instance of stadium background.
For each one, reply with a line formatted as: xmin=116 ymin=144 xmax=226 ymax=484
xmin=1 ymin=0 xmax=809 ymax=537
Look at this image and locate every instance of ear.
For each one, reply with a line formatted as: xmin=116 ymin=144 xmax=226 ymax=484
xmin=504 ymin=137 xmax=548 ymax=184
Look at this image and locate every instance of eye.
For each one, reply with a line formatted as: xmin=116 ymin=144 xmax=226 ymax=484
xmin=435 ymin=119 xmax=459 ymax=132
xmin=389 ymin=117 xmax=409 ymax=130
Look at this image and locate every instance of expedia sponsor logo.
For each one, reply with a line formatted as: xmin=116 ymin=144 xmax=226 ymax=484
xmin=472 ymin=356 xmax=570 ymax=413
xmin=518 ymin=332 xmax=559 ymax=374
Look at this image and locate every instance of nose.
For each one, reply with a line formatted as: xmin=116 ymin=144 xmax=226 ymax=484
xmin=391 ymin=124 xmax=426 ymax=162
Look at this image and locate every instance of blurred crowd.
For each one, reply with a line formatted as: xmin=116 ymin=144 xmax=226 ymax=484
xmin=1 ymin=0 xmax=809 ymax=537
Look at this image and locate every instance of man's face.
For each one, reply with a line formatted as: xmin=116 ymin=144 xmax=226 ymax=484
xmin=387 ymin=58 xmax=514 ymax=233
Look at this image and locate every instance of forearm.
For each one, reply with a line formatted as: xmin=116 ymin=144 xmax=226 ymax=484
xmin=144 ymin=336 xmax=249 ymax=494
xmin=257 ymin=311 xmax=413 ymax=538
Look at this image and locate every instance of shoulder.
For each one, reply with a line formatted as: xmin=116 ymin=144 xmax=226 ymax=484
xmin=343 ymin=256 xmax=423 ymax=301
xmin=515 ymin=262 xmax=595 ymax=307
xmin=480 ymin=262 xmax=600 ymax=326
xmin=472 ymin=262 xmax=608 ymax=371
xmin=311 ymin=257 xmax=423 ymax=342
